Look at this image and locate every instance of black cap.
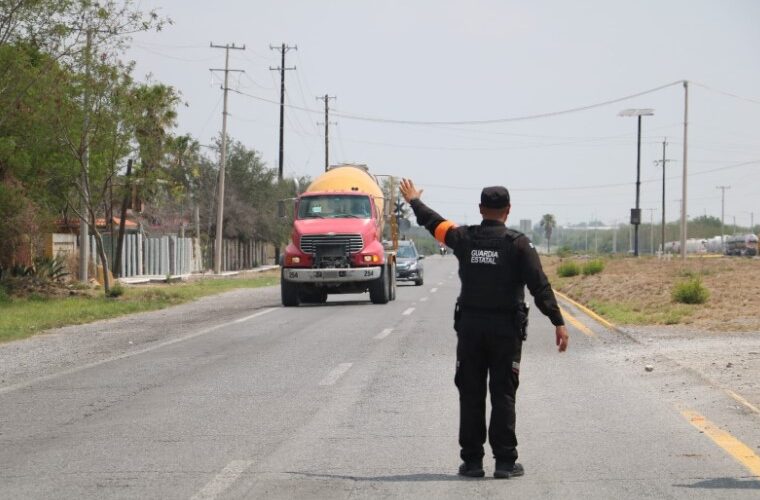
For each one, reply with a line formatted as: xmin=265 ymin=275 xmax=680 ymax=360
xmin=480 ymin=186 xmax=510 ymax=209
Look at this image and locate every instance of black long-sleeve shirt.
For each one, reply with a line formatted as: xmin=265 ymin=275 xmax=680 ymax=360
xmin=409 ymin=198 xmax=564 ymax=326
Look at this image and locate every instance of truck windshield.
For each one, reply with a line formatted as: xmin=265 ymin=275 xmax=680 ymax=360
xmin=298 ymin=195 xmax=372 ymax=219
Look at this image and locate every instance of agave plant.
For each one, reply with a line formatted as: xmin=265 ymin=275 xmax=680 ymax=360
xmin=32 ymin=256 xmax=69 ymax=282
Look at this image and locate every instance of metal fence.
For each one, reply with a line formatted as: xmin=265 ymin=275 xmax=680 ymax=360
xmin=78 ymin=234 xmax=273 ymax=278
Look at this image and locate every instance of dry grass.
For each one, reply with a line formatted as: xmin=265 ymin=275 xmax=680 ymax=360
xmin=544 ymin=255 xmax=760 ymax=331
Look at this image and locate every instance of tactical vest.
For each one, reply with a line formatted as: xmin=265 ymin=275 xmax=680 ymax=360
xmin=457 ymin=225 xmax=524 ymax=312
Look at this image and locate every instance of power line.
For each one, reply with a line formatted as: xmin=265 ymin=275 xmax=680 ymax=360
xmin=227 ymin=80 xmax=685 ymax=126
xmin=327 ymin=80 xmax=685 ymax=125
xmin=691 ymin=81 xmax=760 ymax=105
xmin=422 ymin=158 xmax=760 ymax=193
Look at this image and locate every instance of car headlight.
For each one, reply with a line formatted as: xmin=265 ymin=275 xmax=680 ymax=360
xmin=408 ymin=262 xmax=417 ymax=271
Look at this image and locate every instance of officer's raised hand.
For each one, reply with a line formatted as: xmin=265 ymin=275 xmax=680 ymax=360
xmin=400 ymin=178 xmax=423 ymax=203
xmin=556 ymin=325 xmax=569 ymax=352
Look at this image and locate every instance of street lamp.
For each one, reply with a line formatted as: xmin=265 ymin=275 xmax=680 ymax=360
xmin=619 ymin=108 xmax=655 ymax=257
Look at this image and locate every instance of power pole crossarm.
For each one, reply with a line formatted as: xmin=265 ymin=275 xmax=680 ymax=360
xmin=210 ymin=42 xmax=245 ymax=274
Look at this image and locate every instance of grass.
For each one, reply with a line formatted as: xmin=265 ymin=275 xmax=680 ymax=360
xmin=588 ymin=300 xmax=694 ymax=326
xmin=0 ymin=272 xmax=279 ymax=344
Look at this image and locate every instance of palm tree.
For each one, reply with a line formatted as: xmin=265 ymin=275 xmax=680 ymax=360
xmin=540 ymin=214 xmax=556 ymax=253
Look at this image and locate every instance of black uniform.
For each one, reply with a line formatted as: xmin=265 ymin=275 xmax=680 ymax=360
xmin=409 ymin=197 xmax=564 ymax=464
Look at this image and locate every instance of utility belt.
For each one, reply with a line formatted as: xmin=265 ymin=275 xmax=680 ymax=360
xmin=455 ymin=301 xmax=530 ymax=340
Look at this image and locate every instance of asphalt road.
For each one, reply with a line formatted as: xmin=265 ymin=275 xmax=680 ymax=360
xmin=1 ymin=256 xmax=759 ymax=499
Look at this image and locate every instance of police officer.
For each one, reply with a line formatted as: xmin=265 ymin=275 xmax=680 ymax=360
xmin=399 ymin=178 xmax=569 ymax=479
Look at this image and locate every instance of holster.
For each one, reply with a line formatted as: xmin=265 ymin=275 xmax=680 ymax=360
xmin=515 ymin=302 xmax=529 ymax=341
xmin=453 ymin=302 xmax=462 ymax=332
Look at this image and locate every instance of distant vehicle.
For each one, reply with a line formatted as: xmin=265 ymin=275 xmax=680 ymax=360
xmin=725 ymin=234 xmax=758 ymax=256
xmin=395 ymin=240 xmax=424 ymax=286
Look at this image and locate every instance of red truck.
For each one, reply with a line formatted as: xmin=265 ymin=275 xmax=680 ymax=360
xmin=280 ymin=164 xmax=397 ymax=306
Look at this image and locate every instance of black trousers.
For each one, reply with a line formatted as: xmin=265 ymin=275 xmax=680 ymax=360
xmin=455 ymin=311 xmax=523 ymax=463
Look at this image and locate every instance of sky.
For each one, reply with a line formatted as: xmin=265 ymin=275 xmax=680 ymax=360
xmin=126 ymin=0 xmax=760 ymax=229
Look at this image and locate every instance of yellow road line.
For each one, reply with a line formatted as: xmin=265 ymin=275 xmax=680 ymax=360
xmin=554 ymin=290 xmax=616 ymax=330
xmin=559 ymin=306 xmax=595 ymax=337
xmin=681 ymin=409 xmax=760 ymax=477
xmin=727 ymin=390 xmax=760 ymax=416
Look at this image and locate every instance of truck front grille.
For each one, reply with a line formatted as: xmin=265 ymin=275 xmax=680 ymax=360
xmin=300 ymin=234 xmax=364 ymax=255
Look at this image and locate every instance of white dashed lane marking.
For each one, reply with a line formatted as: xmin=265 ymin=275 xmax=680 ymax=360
xmin=402 ymin=307 xmax=416 ymax=316
xmin=374 ymin=328 xmax=393 ymax=340
xmin=420 ymin=297 xmax=428 ymax=302
xmin=319 ymin=363 xmax=353 ymax=386
xmin=191 ymin=460 xmax=254 ymax=500
xmin=430 ymin=288 xmax=438 ymax=293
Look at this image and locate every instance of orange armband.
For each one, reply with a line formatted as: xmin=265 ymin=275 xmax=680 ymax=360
xmin=434 ymin=220 xmax=457 ymax=244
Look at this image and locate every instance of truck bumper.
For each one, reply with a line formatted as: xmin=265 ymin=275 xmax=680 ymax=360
xmin=283 ymin=266 xmax=382 ymax=283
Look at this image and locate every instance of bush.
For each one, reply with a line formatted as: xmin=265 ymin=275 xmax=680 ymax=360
xmin=107 ymin=282 xmax=125 ymax=298
xmin=557 ymin=261 xmax=581 ymax=277
xmin=0 ymin=284 xmax=10 ymax=303
xmin=582 ymin=259 xmax=605 ymax=276
xmin=556 ymin=245 xmax=573 ymax=258
xmin=672 ymin=277 xmax=709 ymax=304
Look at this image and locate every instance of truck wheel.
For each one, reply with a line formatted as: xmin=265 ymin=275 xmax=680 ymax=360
xmin=369 ymin=264 xmax=390 ymax=304
xmin=281 ymin=270 xmax=300 ymax=307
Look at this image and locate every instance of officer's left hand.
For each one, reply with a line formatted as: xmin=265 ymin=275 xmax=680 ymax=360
xmin=555 ymin=325 xmax=569 ymax=352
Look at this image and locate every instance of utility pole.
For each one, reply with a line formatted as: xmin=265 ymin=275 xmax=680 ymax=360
xmin=79 ymin=29 xmax=92 ymax=283
xmin=210 ymin=42 xmax=245 ymax=274
xmin=680 ymin=80 xmax=689 ymax=259
xmin=317 ymin=94 xmax=336 ymax=171
xmin=654 ymin=138 xmax=674 ymax=253
xmin=269 ymin=43 xmax=296 ymax=266
xmin=269 ymin=43 xmax=297 ymax=180
xmin=717 ymin=185 xmax=730 ymax=247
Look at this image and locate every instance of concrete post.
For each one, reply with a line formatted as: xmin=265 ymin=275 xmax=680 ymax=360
xmin=137 ymin=232 xmax=143 ymax=276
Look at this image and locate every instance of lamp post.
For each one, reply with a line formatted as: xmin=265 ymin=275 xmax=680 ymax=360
xmin=619 ymin=108 xmax=655 ymax=257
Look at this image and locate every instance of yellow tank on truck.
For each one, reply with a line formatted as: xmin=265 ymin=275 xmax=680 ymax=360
xmin=306 ymin=164 xmax=385 ymax=229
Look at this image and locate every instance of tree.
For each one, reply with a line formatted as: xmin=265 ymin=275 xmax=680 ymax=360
xmin=540 ymin=214 xmax=556 ymax=253
xmin=49 ymin=2 xmax=169 ymax=294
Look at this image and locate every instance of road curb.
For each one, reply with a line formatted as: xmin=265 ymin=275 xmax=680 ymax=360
xmin=553 ymin=289 xmax=622 ymax=333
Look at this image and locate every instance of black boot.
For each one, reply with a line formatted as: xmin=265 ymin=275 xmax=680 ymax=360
xmin=494 ymin=461 xmax=524 ymax=479
xmin=457 ymin=460 xmax=485 ymax=478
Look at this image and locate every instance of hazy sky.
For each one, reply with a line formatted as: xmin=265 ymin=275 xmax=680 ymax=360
xmin=127 ymin=0 xmax=760 ymax=228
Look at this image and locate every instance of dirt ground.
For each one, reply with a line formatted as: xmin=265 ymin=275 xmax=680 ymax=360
xmin=543 ymin=255 xmax=760 ymax=332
